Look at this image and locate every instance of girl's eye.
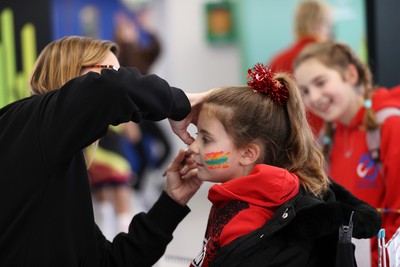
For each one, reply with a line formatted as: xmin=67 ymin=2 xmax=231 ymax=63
xmin=202 ymin=136 xmax=210 ymax=144
xmin=300 ymin=88 xmax=309 ymax=96
xmin=315 ymin=79 xmax=326 ymax=88
xmin=196 ymin=131 xmax=212 ymax=144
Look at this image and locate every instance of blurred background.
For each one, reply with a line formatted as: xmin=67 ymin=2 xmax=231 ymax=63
xmin=1 ymin=0 xmax=399 ymax=266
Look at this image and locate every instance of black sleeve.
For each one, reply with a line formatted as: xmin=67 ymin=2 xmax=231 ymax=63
xmin=329 ymin=179 xmax=382 ymax=238
xmin=96 ymin=191 xmax=190 ymax=267
xmin=36 ymin=67 xmax=190 ymax=167
xmin=287 ymin=180 xmax=381 ymax=240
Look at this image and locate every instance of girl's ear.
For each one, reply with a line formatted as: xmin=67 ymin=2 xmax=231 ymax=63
xmin=239 ymin=143 xmax=260 ymax=166
xmin=345 ymin=64 xmax=359 ymax=86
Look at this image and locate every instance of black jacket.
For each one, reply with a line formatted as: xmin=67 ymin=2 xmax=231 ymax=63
xmin=211 ymin=180 xmax=381 ymax=267
xmin=0 ymin=67 xmax=191 ymax=266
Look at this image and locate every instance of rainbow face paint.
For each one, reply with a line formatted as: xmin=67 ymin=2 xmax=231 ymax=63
xmin=204 ymin=151 xmax=230 ymax=169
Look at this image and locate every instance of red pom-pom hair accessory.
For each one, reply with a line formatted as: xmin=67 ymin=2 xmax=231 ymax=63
xmin=246 ymin=63 xmax=289 ymax=106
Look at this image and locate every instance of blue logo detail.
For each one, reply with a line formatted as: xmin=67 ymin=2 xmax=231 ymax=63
xmin=356 ymin=153 xmax=378 ymax=180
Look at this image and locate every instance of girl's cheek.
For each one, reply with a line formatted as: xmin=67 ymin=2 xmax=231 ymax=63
xmin=204 ymin=151 xmax=230 ymax=169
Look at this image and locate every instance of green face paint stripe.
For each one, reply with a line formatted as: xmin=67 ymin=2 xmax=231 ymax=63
xmin=205 ymin=157 xmax=228 ymax=165
xmin=204 ymin=151 xmax=230 ymax=168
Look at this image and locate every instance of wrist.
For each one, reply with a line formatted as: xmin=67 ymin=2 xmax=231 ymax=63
xmin=164 ymin=189 xmax=190 ymax=206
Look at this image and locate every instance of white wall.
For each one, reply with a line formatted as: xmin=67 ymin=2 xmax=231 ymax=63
xmin=151 ymin=0 xmax=241 ymax=92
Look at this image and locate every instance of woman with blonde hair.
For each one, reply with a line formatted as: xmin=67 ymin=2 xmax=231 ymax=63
xmin=0 ymin=35 xmax=207 ymax=266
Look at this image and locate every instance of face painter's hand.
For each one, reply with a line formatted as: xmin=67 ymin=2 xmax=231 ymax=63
xmin=164 ymin=149 xmax=202 ymax=206
xmin=169 ymin=90 xmax=213 ymax=145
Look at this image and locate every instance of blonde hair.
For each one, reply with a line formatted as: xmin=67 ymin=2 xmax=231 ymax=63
xmin=204 ymin=73 xmax=330 ymax=198
xmin=293 ymin=41 xmax=378 ymax=157
xmin=29 ymin=36 xmax=118 ymax=167
xmin=30 ymin=35 xmax=118 ymax=95
xmin=295 ymin=0 xmax=332 ymax=39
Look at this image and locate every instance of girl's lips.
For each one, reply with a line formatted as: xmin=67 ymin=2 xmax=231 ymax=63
xmin=319 ymin=103 xmax=331 ymax=113
xmin=311 ymin=103 xmax=330 ymax=116
xmin=314 ymin=98 xmax=332 ymax=113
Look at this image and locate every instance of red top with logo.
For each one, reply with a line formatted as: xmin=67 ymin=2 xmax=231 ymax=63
xmin=329 ymin=86 xmax=400 ymax=265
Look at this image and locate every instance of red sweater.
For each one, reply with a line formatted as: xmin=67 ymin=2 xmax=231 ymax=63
xmin=269 ymin=36 xmax=316 ymax=74
xmin=329 ymin=86 xmax=400 ymax=265
xmin=190 ymin=164 xmax=300 ymax=267
xmin=268 ymin=37 xmax=323 ymax=135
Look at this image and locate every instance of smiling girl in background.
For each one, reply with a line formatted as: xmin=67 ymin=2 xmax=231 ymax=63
xmin=294 ymin=41 xmax=400 ymax=266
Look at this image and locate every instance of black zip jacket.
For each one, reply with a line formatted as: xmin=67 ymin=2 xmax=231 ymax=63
xmin=210 ymin=179 xmax=381 ymax=267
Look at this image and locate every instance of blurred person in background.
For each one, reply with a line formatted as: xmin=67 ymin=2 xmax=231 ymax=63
xmin=269 ymin=0 xmax=333 ymax=135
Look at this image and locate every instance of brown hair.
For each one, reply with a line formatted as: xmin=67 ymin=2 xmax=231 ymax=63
xmin=204 ymin=73 xmax=330 ymax=198
xmin=30 ymin=35 xmax=118 ymax=95
xmin=293 ymin=40 xmax=378 ymax=157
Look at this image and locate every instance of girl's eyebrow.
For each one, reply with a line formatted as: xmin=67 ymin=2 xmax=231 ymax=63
xmin=199 ymin=128 xmax=213 ymax=137
xmin=298 ymin=74 xmax=324 ymax=90
xmin=311 ymin=74 xmax=324 ymax=84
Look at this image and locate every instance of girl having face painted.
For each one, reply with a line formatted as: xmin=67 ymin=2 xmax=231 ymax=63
xmin=187 ymin=63 xmax=381 ymax=267
xmin=294 ymin=41 xmax=400 ymax=266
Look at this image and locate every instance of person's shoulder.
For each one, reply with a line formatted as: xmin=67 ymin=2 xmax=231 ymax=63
xmin=373 ymin=86 xmax=400 ymax=108
xmin=269 ymin=49 xmax=294 ymax=73
xmin=269 ymin=38 xmax=314 ymax=73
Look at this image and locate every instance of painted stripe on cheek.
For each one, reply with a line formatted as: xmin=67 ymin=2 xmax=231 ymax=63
xmin=204 ymin=151 xmax=230 ymax=169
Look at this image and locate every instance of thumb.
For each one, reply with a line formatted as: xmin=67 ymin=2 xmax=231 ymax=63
xmin=177 ymin=132 xmax=195 ymax=145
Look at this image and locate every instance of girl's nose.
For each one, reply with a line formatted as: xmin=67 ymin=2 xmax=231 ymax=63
xmin=308 ymin=88 xmax=322 ymax=103
xmin=188 ymin=140 xmax=199 ymax=155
